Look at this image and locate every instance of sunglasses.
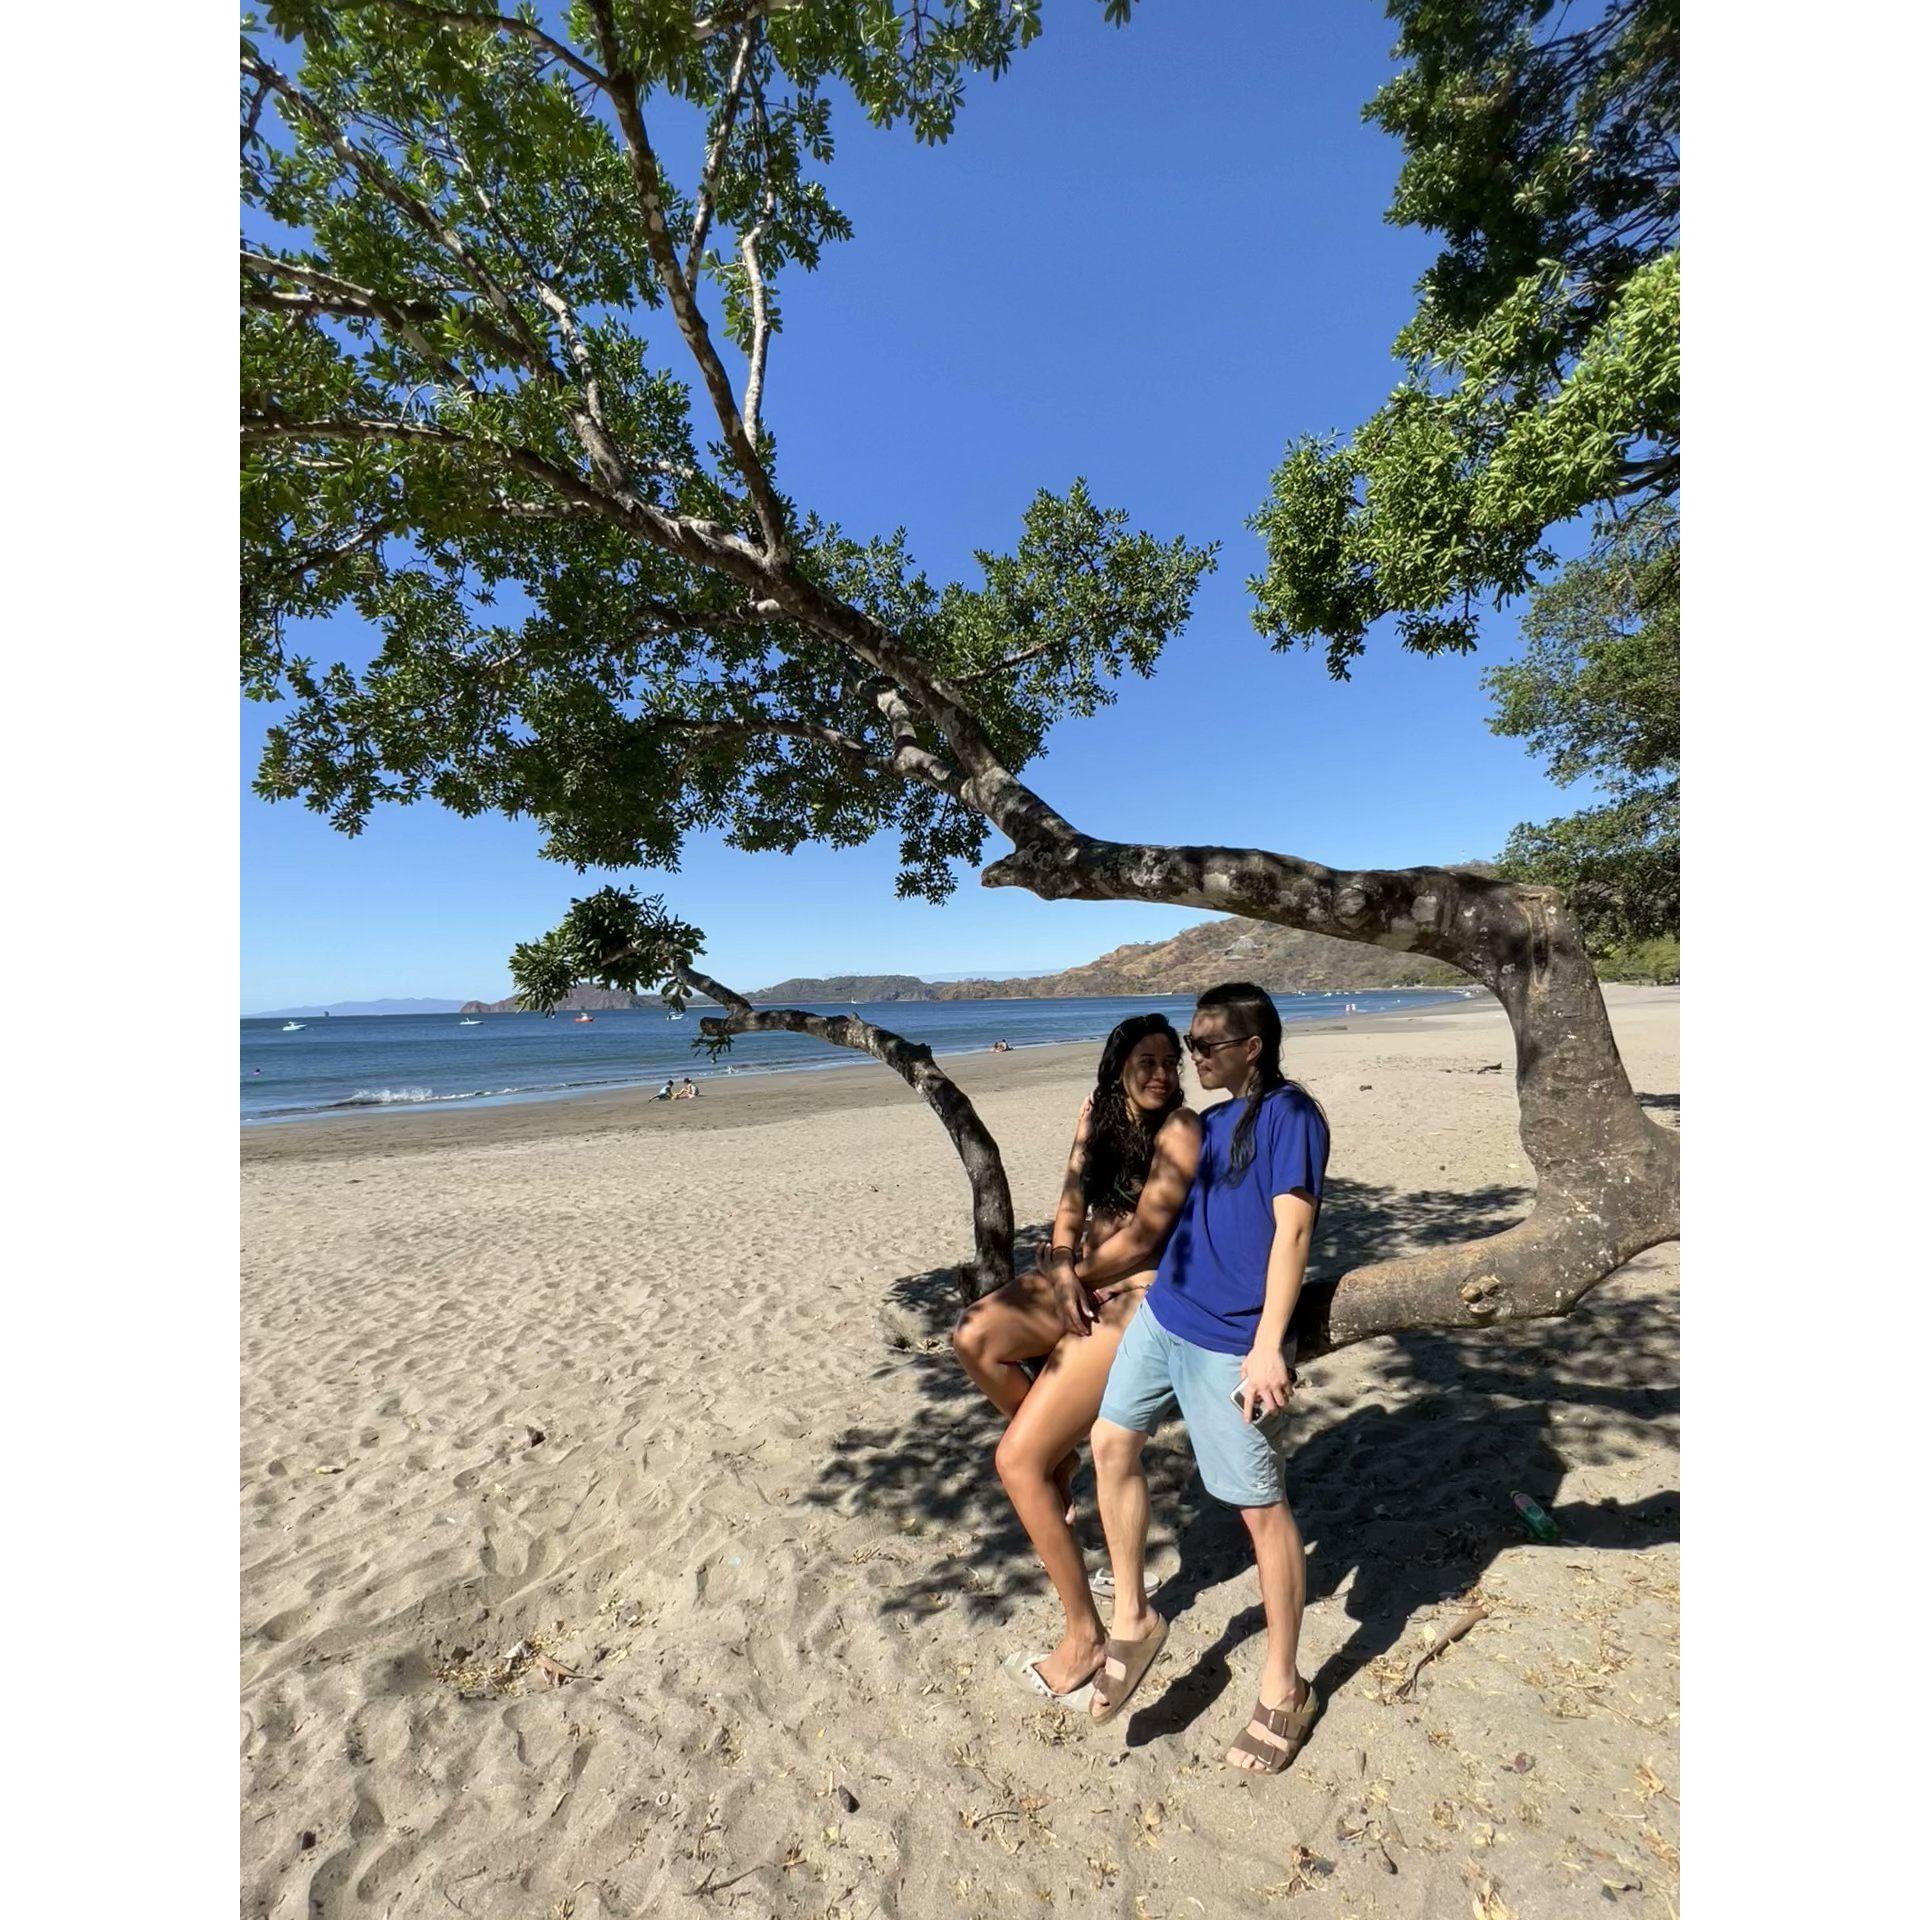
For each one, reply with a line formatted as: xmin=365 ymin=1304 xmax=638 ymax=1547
xmin=1184 ymin=1032 xmax=1253 ymax=1060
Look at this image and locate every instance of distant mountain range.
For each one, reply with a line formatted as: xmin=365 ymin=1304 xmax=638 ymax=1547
xmin=452 ymin=915 xmax=1468 ymax=1014
xmin=253 ymin=996 xmax=472 ymax=1018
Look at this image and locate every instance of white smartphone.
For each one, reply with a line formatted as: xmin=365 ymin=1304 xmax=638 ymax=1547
xmin=1230 ymin=1378 xmax=1288 ymax=1422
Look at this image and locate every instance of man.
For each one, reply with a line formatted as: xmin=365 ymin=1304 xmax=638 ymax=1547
xmin=1083 ymin=981 xmax=1331 ymax=1773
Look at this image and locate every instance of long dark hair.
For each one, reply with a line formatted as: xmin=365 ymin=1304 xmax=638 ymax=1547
xmin=1193 ymin=981 xmax=1324 ymax=1184
xmin=1080 ymin=1014 xmax=1186 ymax=1217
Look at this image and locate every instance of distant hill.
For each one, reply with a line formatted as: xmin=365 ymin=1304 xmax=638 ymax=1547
xmin=931 ymin=916 xmax=1469 ymax=999
xmin=254 ymin=997 xmax=471 ymax=1017
xmin=750 ymin=973 xmax=941 ymax=1003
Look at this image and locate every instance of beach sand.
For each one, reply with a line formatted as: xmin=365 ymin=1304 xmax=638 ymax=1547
xmin=241 ymin=985 xmax=1678 ymax=1918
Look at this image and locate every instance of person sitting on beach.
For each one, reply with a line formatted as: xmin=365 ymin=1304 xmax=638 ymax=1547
xmin=1085 ymin=982 xmax=1330 ymax=1773
xmin=951 ymin=1015 xmax=1201 ymax=1700
xmin=674 ymin=1077 xmax=699 ymax=1099
xmin=653 ymin=1080 xmax=674 ymax=1101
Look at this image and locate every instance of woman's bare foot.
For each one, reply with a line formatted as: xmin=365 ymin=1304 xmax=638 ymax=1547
xmin=1033 ymin=1621 xmax=1106 ymax=1696
xmin=1050 ymin=1449 xmax=1081 ymax=1525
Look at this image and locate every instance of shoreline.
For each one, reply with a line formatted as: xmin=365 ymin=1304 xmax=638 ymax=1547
xmin=241 ymin=982 xmax=1675 ymax=1166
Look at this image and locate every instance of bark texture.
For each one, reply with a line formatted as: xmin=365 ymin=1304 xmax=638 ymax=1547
xmin=674 ymin=965 xmax=1015 ymax=1302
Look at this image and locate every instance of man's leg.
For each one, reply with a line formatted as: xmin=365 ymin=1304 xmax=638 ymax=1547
xmin=1090 ymin=1418 xmax=1156 ymax=1641
xmin=1172 ymin=1337 xmax=1314 ymax=1770
xmin=1232 ymin=1498 xmax=1310 ymax=1767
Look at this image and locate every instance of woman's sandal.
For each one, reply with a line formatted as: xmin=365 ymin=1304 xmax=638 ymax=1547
xmin=1017 ymin=1649 xmax=1105 ymax=1703
xmin=1089 ymin=1614 xmax=1169 ymax=1725
xmin=1225 ymin=1683 xmax=1321 ymax=1774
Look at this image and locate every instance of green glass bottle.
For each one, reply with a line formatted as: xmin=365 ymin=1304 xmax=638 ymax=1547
xmin=1511 ymin=1491 xmax=1560 ymax=1543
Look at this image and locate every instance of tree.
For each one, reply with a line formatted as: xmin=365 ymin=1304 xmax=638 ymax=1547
xmin=1487 ymin=502 xmax=1677 ymax=949
xmin=1247 ymin=0 xmax=1678 ymax=673
xmin=242 ymin=3 xmax=1678 ymax=1356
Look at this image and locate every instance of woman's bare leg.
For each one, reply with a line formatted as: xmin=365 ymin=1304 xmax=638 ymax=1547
xmin=952 ymin=1272 xmax=1066 ymax=1421
xmin=995 ymin=1296 xmax=1140 ymax=1691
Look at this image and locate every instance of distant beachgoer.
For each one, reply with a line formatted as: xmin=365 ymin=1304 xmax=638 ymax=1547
xmin=674 ymin=1077 xmax=699 ymax=1100
xmin=951 ymin=1015 xmax=1200 ymax=1700
xmin=653 ymin=1081 xmax=674 ymax=1101
xmin=992 ymin=1039 xmax=1011 ymax=1053
xmin=1087 ymin=982 xmax=1330 ymax=1771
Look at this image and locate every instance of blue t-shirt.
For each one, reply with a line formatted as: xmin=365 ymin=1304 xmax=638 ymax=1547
xmin=1147 ymin=1084 xmax=1330 ymax=1355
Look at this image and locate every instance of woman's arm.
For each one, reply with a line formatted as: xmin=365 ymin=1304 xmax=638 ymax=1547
xmin=1039 ymin=1101 xmax=1098 ymax=1334
xmin=1074 ymin=1110 xmax=1203 ymax=1289
xmin=1046 ymin=1098 xmax=1095 ymax=1269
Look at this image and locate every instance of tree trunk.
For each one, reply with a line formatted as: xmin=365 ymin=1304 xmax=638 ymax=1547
xmin=979 ymin=832 xmax=1678 ymax=1356
xmin=673 ymin=964 xmax=1015 ymax=1301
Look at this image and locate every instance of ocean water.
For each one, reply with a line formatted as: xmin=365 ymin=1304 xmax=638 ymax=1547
xmin=239 ymin=988 xmax=1480 ymax=1123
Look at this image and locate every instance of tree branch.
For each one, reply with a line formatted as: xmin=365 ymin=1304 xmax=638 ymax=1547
xmin=948 ymin=638 xmax=1062 ymax=686
xmin=692 ymin=1 xmax=802 ymax=43
xmin=347 ymin=1 xmax=611 ymax=89
xmin=686 ymin=24 xmax=758 ymax=291
xmin=673 ymin=961 xmax=1014 ymax=1297
xmin=241 ymin=51 xmax=561 ymax=384
xmin=240 ymin=249 xmax=526 ymax=380
xmin=240 ymin=411 xmax=759 ymax=577
xmin=583 ymin=0 xmax=789 ymax=557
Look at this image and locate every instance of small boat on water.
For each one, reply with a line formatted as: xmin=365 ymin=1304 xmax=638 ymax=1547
xmin=281 ymin=1021 xmax=306 ymax=1032
xmin=573 ymin=1013 xmax=596 ymax=1024
xmin=458 ymin=1018 xmax=482 ymax=1026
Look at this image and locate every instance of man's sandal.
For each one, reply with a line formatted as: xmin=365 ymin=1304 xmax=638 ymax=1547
xmin=1089 ymin=1614 xmax=1169 ymax=1725
xmin=1225 ymin=1684 xmax=1321 ymax=1774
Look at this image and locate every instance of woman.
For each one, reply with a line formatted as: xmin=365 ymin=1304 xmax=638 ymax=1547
xmin=952 ymin=1015 xmax=1202 ymax=1698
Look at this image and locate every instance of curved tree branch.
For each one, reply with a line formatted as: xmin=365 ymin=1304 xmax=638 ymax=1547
xmin=972 ymin=828 xmax=1679 ymax=1356
xmin=673 ymin=962 xmax=1015 ymax=1301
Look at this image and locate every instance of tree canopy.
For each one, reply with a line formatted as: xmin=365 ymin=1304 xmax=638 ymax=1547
xmin=1247 ymin=0 xmax=1678 ymax=675
xmin=1488 ymin=501 xmax=1677 ymax=947
xmin=243 ymin=1 xmax=1204 ymax=905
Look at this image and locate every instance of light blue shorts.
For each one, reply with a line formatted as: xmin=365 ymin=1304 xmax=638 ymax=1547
xmin=1096 ymin=1298 xmax=1289 ymax=1508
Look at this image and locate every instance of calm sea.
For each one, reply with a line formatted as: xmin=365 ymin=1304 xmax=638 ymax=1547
xmin=239 ymin=989 xmax=1479 ymax=1124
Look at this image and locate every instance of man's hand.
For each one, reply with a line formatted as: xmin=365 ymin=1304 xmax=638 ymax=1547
xmin=1238 ymin=1344 xmax=1293 ymax=1422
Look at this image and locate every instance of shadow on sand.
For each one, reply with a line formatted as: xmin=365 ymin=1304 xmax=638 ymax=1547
xmin=805 ymin=1175 xmax=1678 ymax=1742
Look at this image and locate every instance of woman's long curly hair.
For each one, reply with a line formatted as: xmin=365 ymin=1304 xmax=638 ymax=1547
xmin=1080 ymin=1014 xmax=1186 ymax=1217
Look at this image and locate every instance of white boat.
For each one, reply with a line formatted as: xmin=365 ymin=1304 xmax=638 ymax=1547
xmin=281 ymin=1021 xmax=306 ymax=1032
xmin=458 ymin=1018 xmax=482 ymax=1027
xmin=666 ymin=1011 xmax=684 ymax=1022
xmin=573 ymin=1013 xmax=595 ymax=1024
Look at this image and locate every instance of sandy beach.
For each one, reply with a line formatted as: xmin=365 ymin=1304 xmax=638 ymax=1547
xmin=241 ymin=986 xmax=1678 ymax=1918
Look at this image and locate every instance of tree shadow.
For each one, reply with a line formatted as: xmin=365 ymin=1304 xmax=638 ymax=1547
xmin=806 ymin=1175 xmax=1678 ymax=1744
xmin=802 ymin=1167 xmax=1674 ymax=1681
xmin=1127 ymin=1280 xmax=1678 ymax=1748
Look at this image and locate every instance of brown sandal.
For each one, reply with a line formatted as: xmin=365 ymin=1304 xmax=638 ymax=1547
xmin=1225 ymin=1683 xmax=1321 ymax=1773
xmin=1089 ymin=1614 xmax=1168 ymax=1725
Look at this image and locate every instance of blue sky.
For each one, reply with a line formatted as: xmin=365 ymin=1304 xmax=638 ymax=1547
xmin=242 ymin=0 xmax=1600 ymax=1012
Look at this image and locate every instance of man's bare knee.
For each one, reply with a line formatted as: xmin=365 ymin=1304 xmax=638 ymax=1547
xmin=1091 ymin=1419 xmax=1144 ymax=1475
